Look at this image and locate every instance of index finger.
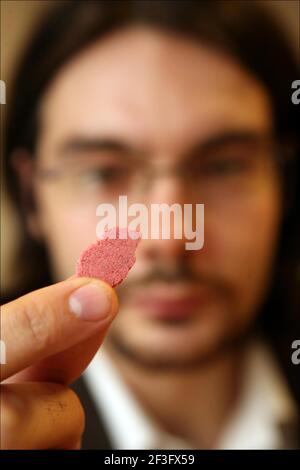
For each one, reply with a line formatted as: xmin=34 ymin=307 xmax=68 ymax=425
xmin=1 ymin=277 xmax=118 ymax=382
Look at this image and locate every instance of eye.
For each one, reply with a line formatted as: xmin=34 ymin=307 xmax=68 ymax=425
xmin=80 ymin=165 xmax=130 ymax=185
xmin=192 ymin=157 xmax=251 ymax=177
xmin=205 ymin=159 xmax=249 ymax=174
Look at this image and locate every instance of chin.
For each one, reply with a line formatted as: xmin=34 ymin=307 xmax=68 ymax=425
xmin=108 ymin=308 xmax=237 ymax=369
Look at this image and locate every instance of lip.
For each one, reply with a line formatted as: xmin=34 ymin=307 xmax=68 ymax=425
xmin=134 ymin=287 xmax=212 ymax=320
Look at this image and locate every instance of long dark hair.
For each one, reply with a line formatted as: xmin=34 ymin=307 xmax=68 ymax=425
xmin=3 ymin=0 xmax=300 ymax=408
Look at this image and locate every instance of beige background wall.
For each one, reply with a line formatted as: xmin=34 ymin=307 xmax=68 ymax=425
xmin=1 ymin=0 xmax=299 ymax=293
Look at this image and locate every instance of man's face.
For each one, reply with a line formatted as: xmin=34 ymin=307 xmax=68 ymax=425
xmin=29 ymin=27 xmax=282 ymax=368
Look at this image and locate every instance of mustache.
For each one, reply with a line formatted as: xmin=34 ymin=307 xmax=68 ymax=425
xmin=116 ymin=261 xmax=230 ymax=296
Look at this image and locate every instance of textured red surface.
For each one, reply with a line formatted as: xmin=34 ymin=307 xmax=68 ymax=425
xmin=76 ymin=227 xmax=141 ymax=287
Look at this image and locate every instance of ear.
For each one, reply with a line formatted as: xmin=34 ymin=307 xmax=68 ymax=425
xmin=11 ymin=149 xmax=44 ymax=241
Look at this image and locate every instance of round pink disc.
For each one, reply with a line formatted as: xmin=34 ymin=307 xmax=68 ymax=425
xmin=75 ymin=227 xmax=140 ymax=287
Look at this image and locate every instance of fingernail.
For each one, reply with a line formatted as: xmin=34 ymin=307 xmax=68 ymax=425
xmin=69 ymin=282 xmax=112 ymax=321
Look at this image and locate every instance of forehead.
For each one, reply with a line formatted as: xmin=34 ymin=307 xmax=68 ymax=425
xmin=39 ymin=26 xmax=272 ymax=153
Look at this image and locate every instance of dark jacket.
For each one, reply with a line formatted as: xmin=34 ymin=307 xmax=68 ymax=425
xmin=71 ymin=377 xmax=113 ymax=449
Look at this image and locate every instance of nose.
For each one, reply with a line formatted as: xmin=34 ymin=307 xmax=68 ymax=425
xmin=139 ymin=171 xmax=193 ymax=262
xmin=146 ymin=169 xmax=187 ymax=204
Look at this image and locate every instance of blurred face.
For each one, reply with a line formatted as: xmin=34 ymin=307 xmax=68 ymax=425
xmin=27 ymin=27 xmax=282 ymax=368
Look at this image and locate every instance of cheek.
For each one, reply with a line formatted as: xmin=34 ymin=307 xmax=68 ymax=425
xmin=202 ymin=183 xmax=282 ymax=313
xmin=35 ymin=190 xmax=100 ymax=279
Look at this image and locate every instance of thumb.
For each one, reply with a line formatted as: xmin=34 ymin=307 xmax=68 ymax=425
xmin=1 ymin=277 xmax=118 ymax=382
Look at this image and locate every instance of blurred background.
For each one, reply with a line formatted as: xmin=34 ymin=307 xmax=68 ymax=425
xmin=1 ymin=0 xmax=299 ymax=294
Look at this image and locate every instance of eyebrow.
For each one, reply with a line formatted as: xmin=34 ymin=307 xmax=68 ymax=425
xmin=57 ymin=137 xmax=147 ymax=159
xmin=187 ymin=130 xmax=272 ymax=156
xmin=56 ymin=130 xmax=272 ymax=161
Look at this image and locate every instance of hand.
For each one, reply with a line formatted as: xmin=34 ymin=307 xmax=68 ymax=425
xmin=0 ymin=276 xmax=118 ymax=449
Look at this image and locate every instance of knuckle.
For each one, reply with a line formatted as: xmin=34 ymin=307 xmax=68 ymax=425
xmin=0 ymin=383 xmax=85 ymax=450
xmin=19 ymin=298 xmax=60 ymax=352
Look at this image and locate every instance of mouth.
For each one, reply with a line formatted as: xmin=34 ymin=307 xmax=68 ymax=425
xmin=133 ymin=284 xmax=214 ymax=321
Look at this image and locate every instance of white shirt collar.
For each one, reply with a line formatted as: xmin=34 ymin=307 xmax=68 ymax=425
xmin=216 ymin=339 xmax=298 ymax=449
xmin=83 ymin=345 xmax=189 ymax=449
xmin=83 ymin=338 xmax=298 ymax=449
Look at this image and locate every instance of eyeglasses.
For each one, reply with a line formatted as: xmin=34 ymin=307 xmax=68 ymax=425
xmin=33 ymin=137 xmax=291 ymax=206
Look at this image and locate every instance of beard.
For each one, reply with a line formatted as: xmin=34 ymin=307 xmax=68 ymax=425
xmin=105 ymin=260 xmax=258 ymax=372
xmin=106 ymin=323 xmax=255 ymax=372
